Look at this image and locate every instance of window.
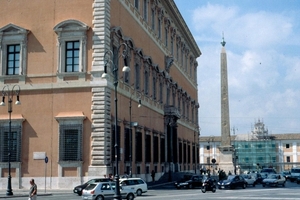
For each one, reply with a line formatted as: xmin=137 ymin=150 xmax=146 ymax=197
xmin=7 ymin=45 xmax=20 ymax=75
xmin=134 ymin=0 xmax=139 ymax=10
xmin=153 ymin=135 xmax=158 ymax=162
xmin=152 ymin=75 xmax=157 ymax=100
xmin=151 ymin=8 xmax=155 ymax=30
xmin=135 ymin=63 xmax=140 ymax=90
xmin=55 ymin=112 xmax=85 ymax=163
xmin=124 ymin=128 xmax=131 ymax=162
xmin=135 ymin=132 xmax=143 ymax=162
xmin=59 ymin=124 xmax=82 ymax=161
xmin=145 ymin=134 xmax=151 ymax=162
xmin=143 ymin=0 xmax=148 ymax=21
xmin=144 ymin=69 xmax=149 ymax=95
xmin=286 ymin=144 xmax=290 ymax=148
xmin=206 ymin=157 xmax=210 ymax=164
xmin=53 ymin=20 xmax=89 ymax=81
xmin=159 ymin=81 xmax=163 ymax=103
xmin=160 ymin=137 xmax=165 ymax=162
xmin=0 ymin=24 xmax=29 ymax=81
xmin=287 ymin=156 xmax=290 ymax=162
xmin=65 ymin=41 xmax=80 ymax=72
xmin=0 ymin=126 xmax=22 ymax=162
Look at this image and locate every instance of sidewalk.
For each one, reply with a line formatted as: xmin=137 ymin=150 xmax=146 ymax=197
xmin=0 ymin=189 xmax=70 ymax=199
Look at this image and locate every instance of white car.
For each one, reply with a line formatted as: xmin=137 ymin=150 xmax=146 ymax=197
xmin=81 ymin=182 xmax=136 ymax=200
xmin=262 ymin=174 xmax=286 ymax=187
xmin=119 ymin=177 xmax=148 ymax=196
xmin=241 ymin=174 xmax=256 ymax=187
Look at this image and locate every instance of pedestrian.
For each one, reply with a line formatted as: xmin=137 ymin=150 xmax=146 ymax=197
xmin=151 ymin=170 xmax=155 ymax=182
xmin=29 ymin=179 xmax=37 ymax=200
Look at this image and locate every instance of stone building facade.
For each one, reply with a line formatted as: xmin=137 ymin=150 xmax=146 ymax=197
xmin=200 ymin=120 xmax=300 ymax=175
xmin=0 ymin=0 xmax=201 ymax=190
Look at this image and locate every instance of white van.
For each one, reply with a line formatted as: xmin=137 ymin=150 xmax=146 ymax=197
xmin=119 ymin=177 xmax=148 ymax=196
xmin=290 ymin=167 xmax=300 ymax=182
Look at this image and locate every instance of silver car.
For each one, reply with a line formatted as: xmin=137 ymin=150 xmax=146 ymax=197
xmin=262 ymin=174 xmax=286 ymax=187
xmin=81 ymin=182 xmax=136 ymax=200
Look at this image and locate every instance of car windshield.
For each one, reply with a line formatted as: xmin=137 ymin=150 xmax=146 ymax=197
xmin=85 ymin=183 xmax=97 ymax=190
xmin=268 ymin=174 xmax=277 ymax=179
xmin=261 ymin=168 xmax=275 ymax=173
xmin=227 ymin=175 xmax=236 ymax=180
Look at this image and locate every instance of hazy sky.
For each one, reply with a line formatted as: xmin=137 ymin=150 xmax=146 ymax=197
xmin=174 ymin=0 xmax=300 ymax=136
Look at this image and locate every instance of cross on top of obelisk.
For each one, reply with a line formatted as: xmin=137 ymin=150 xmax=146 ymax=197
xmin=221 ymin=32 xmax=226 ymax=47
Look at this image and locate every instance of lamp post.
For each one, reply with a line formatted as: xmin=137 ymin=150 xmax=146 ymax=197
xmin=102 ymin=43 xmax=130 ymax=200
xmin=129 ymin=95 xmax=141 ymax=178
xmin=0 ymin=85 xmax=21 ymax=196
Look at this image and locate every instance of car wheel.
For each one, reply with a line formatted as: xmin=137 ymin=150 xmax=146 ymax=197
xmin=136 ymin=189 xmax=142 ymax=196
xmin=242 ymin=183 xmax=246 ymax=189
xmin=189 ymin=184 xmax=193 ymax=189
xmin=96 ymin=195 xmax=104 ymax=200
xmin=253 ymin=183 xmax=255 ymax=187
xmin=262 ymin=184 xmax=265 ymax=187
xmin=282 ymin=182 xmax=285 ymax=187
xmin=127 ymin=193 xmax=134 ymax=200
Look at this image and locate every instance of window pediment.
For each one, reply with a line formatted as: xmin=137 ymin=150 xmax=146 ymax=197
xmin=53 ymin=19 xmax=88 ymax=33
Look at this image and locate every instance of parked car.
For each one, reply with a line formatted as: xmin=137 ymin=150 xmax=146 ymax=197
xmin=119 ymin=177 xmax=148 ymax=196
xmin=290 ymin=167 xmax=300 ymax=182
xmin=262 ymin=174 xmax=286 ymax=187
xmin=241 ymin=174 xmax=256 ymax=187
xmin=280 ymin=171 xmax=291 ymax=180
xmin=73 ymin=178 xmax=112 ymax=196
xmin=296 ymin=176 xmax=300 ymax=184
xmin=81 ymin=181 xmax=136 ymax=200
xmin=175 ymin=175 xmax=204 ymax=189
xmin=217 ymin=175 xmax=247 ymax=189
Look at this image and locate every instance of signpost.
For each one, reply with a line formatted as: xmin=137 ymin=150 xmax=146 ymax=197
xmin=44 ymin=156 xmax=48 ymax=193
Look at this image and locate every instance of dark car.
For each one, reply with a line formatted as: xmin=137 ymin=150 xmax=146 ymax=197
xmin=280 ymin=171 xmax=291 ymax=180
xmin=175 ymin=175 xmax=204 ymax=189
xmin=217 ymin=175 xmax=247 ymax=189
xmin=73 ymin=178 xmax=111 ymax=195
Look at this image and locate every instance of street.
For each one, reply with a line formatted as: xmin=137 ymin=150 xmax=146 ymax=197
xmin=2 ymin=181 xmax=300 ymax=200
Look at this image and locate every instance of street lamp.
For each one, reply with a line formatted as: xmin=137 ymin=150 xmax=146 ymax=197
xmin=0 ymin=84 xmax=21 ymax=196
xmin=102 ymin=43 xmax=130 ymax=200
xmin=129 ymin=94 xmax=141 ymax=178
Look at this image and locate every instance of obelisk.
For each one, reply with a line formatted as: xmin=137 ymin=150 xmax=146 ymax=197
xmin=218 ymin=35 xmax=234 ymax=174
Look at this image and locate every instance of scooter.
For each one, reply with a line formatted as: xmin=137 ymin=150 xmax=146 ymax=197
xmin=201 ymin=177 xmax=216 ymax=193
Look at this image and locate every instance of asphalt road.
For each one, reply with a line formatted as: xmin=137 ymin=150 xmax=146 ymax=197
xmin=2 ymin=181 xmax=300 ymax=200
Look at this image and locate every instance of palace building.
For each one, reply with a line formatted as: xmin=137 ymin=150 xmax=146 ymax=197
xmin=0 ymin=0 xmax=201 ymax=190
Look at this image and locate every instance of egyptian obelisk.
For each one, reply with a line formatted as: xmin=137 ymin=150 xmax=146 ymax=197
xmin=218 ymin=35 xmax=234 ymax=174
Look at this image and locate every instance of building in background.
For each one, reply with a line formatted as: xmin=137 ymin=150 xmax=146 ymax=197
xmin=200 ymin=119 xmax=300 ymax=175
xmin=0 ymin=0 xmax=201 ymax=189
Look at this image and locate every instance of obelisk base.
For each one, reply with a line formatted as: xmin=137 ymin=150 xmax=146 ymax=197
xmin=218 ymin=146 xmax=234 ymax=175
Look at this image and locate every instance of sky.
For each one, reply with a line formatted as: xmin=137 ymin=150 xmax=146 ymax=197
xmin=174 ymin=0 xmax=300 ymax=136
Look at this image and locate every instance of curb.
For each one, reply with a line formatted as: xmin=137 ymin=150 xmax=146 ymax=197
xmin=0 ymin=193 xmax=53 ymax=199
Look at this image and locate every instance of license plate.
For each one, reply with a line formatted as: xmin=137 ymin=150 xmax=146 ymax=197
xmin=221 ymin=186 xmax=224 ymax=189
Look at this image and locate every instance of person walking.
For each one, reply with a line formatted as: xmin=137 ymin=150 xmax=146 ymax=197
xmin=29 ymin=179 xmax=37 ymax=200
xmin=151 ymin=170 xmax=155 ymax=182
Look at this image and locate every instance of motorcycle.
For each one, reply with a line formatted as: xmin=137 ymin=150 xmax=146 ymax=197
xmin=201 ymin=177 xmax=216 ymax=193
